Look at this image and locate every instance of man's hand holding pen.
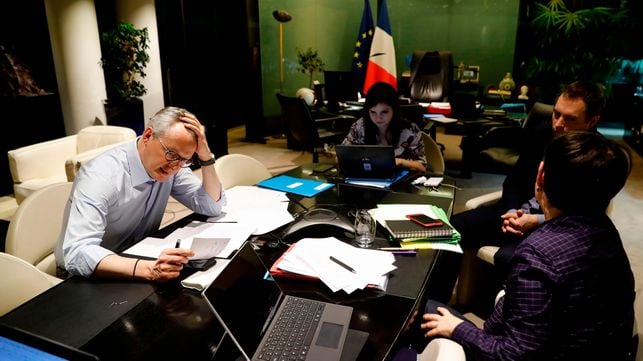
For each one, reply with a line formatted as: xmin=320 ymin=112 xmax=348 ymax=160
xmin=139 ymin=239 xmax=194 ymax=281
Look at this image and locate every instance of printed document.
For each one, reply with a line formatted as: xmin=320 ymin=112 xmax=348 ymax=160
xmin=123 ymin=221 xmax=254 ymax=259
xmin=207 ymin=185 xmax=294 ymax=235
xmin=275 ymin=237 xmax=396 ymax=294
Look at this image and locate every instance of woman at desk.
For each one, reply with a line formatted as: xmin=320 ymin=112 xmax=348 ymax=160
xmin=342 ymin=82 xmax=427 ymax=172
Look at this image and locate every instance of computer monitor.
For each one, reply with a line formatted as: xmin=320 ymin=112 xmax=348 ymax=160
xmin=323 ymin=71 xmax=360 ymax=111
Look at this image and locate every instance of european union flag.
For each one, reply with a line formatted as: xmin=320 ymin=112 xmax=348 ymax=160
xmin=352 ymin=0 xmax=374 ymax=91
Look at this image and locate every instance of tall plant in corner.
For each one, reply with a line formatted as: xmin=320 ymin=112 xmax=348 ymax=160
xmin=296 ymin=47 xmax=325 ymax=89
xmin=521 ymin=0 xmax=638 ymax=101
xmin=100 ymin=22 xmax=150 ymax=102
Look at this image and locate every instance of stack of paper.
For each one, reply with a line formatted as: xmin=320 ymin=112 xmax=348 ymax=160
xmin=207 ymin=185 xmax=294 ymax=235
xmin=368 ymin=204 xmax=462 ymax=253
xmin=271 ymin=237 xmax=397 ymax=294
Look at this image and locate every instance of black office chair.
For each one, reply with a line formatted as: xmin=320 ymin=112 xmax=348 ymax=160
xmin=276 ymin=93 xmax=353 ymax=163
xmin=408 ymin=50 xmax=454 ymax=103
xmin=477 ymin=102 xmax=553 ymax=173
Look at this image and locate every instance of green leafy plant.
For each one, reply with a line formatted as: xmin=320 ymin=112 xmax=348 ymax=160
xmin=296 ymin=47 xmax=325 ymax=89
xmin=521 ymin=0 xmax=639 ymax=101
xmin=99 ymin=22 xmax=150 ymax=102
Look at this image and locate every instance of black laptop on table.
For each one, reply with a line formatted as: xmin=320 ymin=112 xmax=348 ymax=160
xmin=335 ymin=145 xmax=397 ymax=180
xmin=203 ymin=242 xmax=353 ymax=361
xmin=0 ymin=322 xmax=99 ymax=361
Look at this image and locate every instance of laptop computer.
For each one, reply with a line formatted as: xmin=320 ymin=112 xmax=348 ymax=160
xmin=0 ymin=322 xmax=100 ymax=361
xmin=335 ymin=145 xmax=397 ymax=180
xmin=203 ymin=242 xmax=354 ymax=361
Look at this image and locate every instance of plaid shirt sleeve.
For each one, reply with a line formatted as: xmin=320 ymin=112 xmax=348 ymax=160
xmin=451 ymin=242 xmax=557 ymax=360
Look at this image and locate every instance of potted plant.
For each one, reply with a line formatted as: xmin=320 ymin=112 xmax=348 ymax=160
xmin=296 ymin=47 xmax=325 ymax=89
xmin=519 ymin=0 xmax=636 ymax=102
xmin=99 ymin=22 xmax=150 ymax=134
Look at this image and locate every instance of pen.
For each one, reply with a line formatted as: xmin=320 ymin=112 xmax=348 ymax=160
xmin=175 ymin=239 xmax=181 ymax=248
xmin=390 ymin=250 xmax=417 ymax=256
xmin=378 ymin=247 xmax=419 ymax=251
xmin=329 ymin=256 xmax=356 ymax=274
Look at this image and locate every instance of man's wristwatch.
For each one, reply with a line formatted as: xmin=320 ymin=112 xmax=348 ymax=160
xmin=198 ymin=153 xmax=216 ymax=166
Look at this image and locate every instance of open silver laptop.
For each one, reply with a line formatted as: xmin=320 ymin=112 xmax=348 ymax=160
xmin=203 ymin=242 xmax=353 ymax=361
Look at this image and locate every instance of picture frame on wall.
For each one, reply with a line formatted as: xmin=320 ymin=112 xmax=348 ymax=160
xmin=460 ymin=66 xmax=480 ymax=83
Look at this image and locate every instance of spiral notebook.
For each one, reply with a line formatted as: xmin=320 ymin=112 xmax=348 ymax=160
xmin=384 ymin=219 xmax=453 ymax=240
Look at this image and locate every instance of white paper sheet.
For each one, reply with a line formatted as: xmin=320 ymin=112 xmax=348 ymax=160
xmin=207 ymin=185 xmax=294 ymax=235
xmin=276 ymin=237 xmax=395 ymax=294
xmin=181 ymin=259 xmax=231 ymax=291
xmin=123 ymin=221 xmax=254 ymax=259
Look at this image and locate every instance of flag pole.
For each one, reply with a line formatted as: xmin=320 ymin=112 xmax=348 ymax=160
xmin=278 ymin=23 xmax=284 ymax=92
xmin=273 ymin=10 xmax=292 ymax=94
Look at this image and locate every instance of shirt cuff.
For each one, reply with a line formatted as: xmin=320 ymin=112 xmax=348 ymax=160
xmin=452 ymin=321 xmax=482 ymax=345
xmin=537 ymin=214 xmax=545 ymax=225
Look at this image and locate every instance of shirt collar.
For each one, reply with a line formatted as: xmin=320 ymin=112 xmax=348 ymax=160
xmin=127 ymin=137 xmax=156 ymax=187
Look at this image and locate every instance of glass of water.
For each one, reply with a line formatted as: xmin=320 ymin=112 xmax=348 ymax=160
xmin=354 ymin=209 xmax=376 ymax=248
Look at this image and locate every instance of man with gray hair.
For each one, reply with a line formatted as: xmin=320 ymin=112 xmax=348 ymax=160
xmin=57 ymin=107 xmax=225 ymax=281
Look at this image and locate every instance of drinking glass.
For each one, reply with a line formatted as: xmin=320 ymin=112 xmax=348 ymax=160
xmin=354 ymin=209 xmax=376 ymax=248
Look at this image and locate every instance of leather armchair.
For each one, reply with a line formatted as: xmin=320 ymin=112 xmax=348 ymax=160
xmin=7 ymin=125 xmax=136 ymax=203
xmin=0 ymin=252 xmax=61 ymax=316
xmin=477 ymin=102 xmax=554 ymax=173
xmin=408 ymin=50 xmax=454 ymax=103
xmin=276 ymin=93 xmax=354 ymax=163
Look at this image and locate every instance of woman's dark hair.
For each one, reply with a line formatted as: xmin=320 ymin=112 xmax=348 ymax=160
xmin=543 ymin=131 xmax=630 ymax=215
xmin=362 ymin=82 xmax=403 ymax=145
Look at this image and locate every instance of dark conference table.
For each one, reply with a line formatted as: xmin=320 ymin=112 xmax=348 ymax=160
xmin=0 ymin=164 xmax=460 ymax=361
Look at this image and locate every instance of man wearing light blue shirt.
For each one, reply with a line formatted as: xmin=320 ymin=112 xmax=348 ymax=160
xmin=56 ymin=107 xmax=226 ymax=281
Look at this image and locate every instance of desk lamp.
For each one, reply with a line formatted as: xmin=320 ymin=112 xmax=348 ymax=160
xmin=273 ymin=10 xmax=292 ymax=93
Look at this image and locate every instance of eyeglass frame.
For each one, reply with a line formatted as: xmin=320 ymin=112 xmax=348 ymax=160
xmin=155 ymin=134 xmax=194 ymax=168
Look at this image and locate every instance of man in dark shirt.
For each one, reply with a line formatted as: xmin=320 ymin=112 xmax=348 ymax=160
xmin=452 ymin=81 xmax=605 ymax=272
xmin=420 ymin=131 xmax=635 ymax=360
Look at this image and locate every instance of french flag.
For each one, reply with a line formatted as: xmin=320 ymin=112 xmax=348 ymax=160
xmin=363 ymin=0 xmax=397 ymax=94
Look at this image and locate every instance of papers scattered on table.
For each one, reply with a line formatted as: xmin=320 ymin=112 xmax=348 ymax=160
xmin=207 ymin=185 xmax=294 ymax=235
xmin=181 ymin=259 xmax=230 ymax=292
xmin=270 ymin=237 xmax=396 ymax=294
xmin=123 ymin=221 xmax=254 ymax=259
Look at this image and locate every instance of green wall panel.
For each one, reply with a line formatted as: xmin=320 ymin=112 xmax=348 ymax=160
xmin=260 ymin=0 xmax=519 ymax=119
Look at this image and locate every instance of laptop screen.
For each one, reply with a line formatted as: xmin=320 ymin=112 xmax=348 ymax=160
xmin=335 ymin=145 xmax=397 ymax=180
xmin=203 ymin=244 xmax=283 ymax=358
xmin=0 ymin=323 xmax=99 ymax=361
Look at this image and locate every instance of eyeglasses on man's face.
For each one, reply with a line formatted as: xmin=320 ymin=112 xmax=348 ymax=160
xmin=155 ymin=135 xmax=193 ymax=168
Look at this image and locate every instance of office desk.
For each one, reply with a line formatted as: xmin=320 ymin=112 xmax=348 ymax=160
xmin=0 ymin=168 xmax=459 ymax=361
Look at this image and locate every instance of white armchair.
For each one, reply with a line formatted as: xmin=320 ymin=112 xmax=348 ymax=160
xmin=463 ymin=190 xmax=503 ymax=264
xmin=7 ymin=125 xmax=136 ymax=203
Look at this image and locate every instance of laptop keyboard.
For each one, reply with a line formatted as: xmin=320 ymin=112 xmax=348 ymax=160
xmin=257 ymin=297 xmax=325 ymax=361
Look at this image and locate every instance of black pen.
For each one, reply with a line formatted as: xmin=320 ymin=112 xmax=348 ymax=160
xmin=175 ymin=239 xmax=181 ymax=248
xmin=329 ymin=256 xmax=356 ymax=274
